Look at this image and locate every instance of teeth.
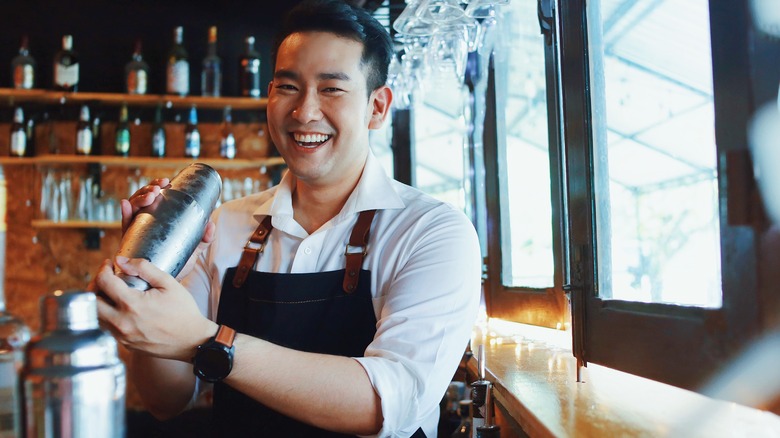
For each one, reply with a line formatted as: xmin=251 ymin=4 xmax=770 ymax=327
xmin=293 ymin=133 xmax=330 ymax=144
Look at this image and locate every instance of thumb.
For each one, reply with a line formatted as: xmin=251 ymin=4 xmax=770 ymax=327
xmin=115 ymin=256 xmax=179 ymax=292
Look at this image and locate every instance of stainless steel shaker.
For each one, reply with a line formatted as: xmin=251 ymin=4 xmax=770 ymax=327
xmin=23 ymin=290 xmax=126 ymax=438
xmin=116 ymin=163 xmax=222 ymax=291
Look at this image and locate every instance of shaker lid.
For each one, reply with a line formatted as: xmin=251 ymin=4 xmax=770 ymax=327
xmin=167 ymin=163 xmax=222 ymax=211
xmin=42 ymin=290 xmax=99 ymax=331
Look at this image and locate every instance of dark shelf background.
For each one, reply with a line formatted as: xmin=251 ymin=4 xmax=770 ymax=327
xmin=0 ymin=1 xmax=312 ymax=97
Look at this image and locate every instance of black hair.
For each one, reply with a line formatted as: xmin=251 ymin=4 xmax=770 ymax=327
xmin=272 ymin=0 xmax=393 ymax=94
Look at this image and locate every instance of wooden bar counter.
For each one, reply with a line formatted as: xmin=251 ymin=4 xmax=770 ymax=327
xmin=467 ymin=320 xmax=780 ymax=437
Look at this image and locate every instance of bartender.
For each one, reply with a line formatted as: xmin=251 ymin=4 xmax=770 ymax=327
xmin=94 ymin=0 xmax=481 ymax=436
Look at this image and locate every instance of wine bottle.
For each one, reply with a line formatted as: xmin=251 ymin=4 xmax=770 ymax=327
xmin=220 ymin=106 xmax=236 ymax=159
xmin=184 ymin=105 xmax=200 ymax=159
xmin=75 ymin=105 xmax=92 ymax=155
xmin=240 ymin=36 xmax=261 ymax=98
xmin=201 ymin=26 xmax=221 ymax=97
xmin=115 ymin=104 xmax=131 ymax=157
xmin=9 ymin=108 xmax=27 ymax=158
xmin=125 ymin=39 xmax=150 ymax=95
xmin=166 ymin=27 xmax=189 ymax=96
xmin=91 ymin=116 xmax=101 ymax=156
xmin=25 ymin=118 xmax=36 ymax=157
xmin=11 ymin=35 xmax=35 ymax=90
xmin=53 ymin=35 xmax=79 ymax=92
xmin=0 ymin=165 xmax=32 ymax=438
xmin=151 ymin=104 xmax=166 ymax=158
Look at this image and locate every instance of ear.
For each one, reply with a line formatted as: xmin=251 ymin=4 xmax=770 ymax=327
xmin=367 ymin=85 xmax=393 ymax=130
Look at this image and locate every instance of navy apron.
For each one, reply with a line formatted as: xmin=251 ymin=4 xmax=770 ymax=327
xmin=212 ymin=211 xmax=426 ymax=437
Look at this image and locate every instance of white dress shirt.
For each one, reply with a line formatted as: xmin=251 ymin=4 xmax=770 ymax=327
xmin=182 ymin=151 xmax=482 ymax=438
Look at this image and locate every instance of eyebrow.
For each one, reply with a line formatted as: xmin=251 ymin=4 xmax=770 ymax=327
xmin=274 ymin=69 xmax=352 ymax=82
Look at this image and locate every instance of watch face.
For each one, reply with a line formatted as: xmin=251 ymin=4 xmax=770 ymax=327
xmin=195 ymin=344 xmax=233 ymax=382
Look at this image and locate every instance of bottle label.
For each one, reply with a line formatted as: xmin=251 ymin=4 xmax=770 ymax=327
xmin=127 ymin=70 xmax=147 ymax=95
xmin=54 ymin=62 xmax=79 ymax=88
xmin=76 ymin=129 xmax=92 ymax=155
xmin=185 ymin=131 xmax=200 ymax=158
xmin=167 ymin=61 xmax=189 ymax=95
xmin=116 ymin=131 xmax=130 ymax=155
xmin=10 ymin=131 xmax=26 ymax=157
xmin=13 ymin=65 xmax=34 ymax=89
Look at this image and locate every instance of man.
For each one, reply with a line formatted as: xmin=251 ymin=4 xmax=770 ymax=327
xmin=94 ymin=0 xmax=481 ymax=436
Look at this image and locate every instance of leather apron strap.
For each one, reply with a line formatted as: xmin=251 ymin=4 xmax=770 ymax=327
xmin=232 ymin=214 xmax=273 ymax=288
xmin=231 ymin=210 xmax=377 ymax=292
xmin=343 ymin=209 xmax=377 ymax=293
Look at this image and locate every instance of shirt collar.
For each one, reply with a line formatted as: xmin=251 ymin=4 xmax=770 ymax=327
xmin=252 ymin=149 xmax=405 ymax=224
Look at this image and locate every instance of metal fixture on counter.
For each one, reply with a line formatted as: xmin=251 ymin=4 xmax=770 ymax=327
xmin=23 ymin=290 xmax=125 ymax=438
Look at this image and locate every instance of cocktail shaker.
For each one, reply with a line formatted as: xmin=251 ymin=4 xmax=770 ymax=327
xmin=115 ymin=163 xmax=222 ymax=291
xmin=23 ymin=290 xmax=125 ymax=438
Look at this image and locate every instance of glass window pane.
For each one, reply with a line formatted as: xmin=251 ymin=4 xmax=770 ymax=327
xmin=497 ymin=0 xmax=555 ymax=288
xmin=587 ymin=0 xmax=722 ymax=307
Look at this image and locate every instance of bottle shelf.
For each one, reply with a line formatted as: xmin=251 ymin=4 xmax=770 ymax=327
xmin=0 ymin=88 xmax=268 ymax=110
xmin=31 ymin=219 xmax=121 ymax=230
xmin=0 ymin=155 xmax=285 ymax=169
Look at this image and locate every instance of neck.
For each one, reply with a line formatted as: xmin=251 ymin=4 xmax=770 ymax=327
xmin=292 ymin=167 xmax=365 ymax=235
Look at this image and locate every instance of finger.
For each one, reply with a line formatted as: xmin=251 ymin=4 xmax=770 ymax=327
xmin=95 ymin=258 xmax=137 ymax=307
xmin=202 ymin=220 xmax=216 ymax=244
xmin=120 ymin=199 xmax=133 ymax=234
xmin=96 ymin=296 xmax=121 ymax=327
xmin=116 ymin=256 xmax=179 ymax=292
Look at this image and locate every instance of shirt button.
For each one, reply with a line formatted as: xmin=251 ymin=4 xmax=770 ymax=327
xmin=304 ymin=247 xmax=312 ymax=255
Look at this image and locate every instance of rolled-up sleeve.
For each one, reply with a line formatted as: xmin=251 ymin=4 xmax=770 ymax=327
xmin=355 ymin=206 xmax=482 ymax=437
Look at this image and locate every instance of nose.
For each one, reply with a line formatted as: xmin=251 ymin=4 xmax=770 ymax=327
xmin=292 ymin=89 xmax=323 ymax=123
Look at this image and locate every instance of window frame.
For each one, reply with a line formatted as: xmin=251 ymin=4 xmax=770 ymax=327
xmin=482 ymin=0 xmax=570 ymax=329
xmin=560 ymin=0 xmax=764 ymax=389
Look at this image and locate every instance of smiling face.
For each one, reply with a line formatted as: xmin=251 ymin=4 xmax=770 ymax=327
xmin=267 ymin=31 xmax=392 ymax=192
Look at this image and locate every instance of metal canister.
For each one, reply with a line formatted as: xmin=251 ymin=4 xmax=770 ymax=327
xmin=23 ymin=290 xmax=125 ymax=438
xmin=115 ymin=162 xmax=222 ymax=291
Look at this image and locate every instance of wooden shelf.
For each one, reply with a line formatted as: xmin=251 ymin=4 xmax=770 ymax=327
xmin=0 ymin=88 xmax=268 ymax=110
xmin=0 ymin=155 xmax=286 ymax=169
xmin=31 ymin=219 xmax=121 ymax=229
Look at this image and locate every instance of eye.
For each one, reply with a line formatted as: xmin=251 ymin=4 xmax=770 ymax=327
xmin=322 ymin=87 xmax=345 ymax=94
xmin=275 ymin=83 xmax=298 ymax=92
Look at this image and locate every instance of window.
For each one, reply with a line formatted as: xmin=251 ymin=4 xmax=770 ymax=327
xmin=560 ymin=0 xmax=764 ymax=389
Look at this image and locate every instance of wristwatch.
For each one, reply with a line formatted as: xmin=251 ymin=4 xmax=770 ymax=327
xmin=193 ymin=325 xmax=236 ymax=383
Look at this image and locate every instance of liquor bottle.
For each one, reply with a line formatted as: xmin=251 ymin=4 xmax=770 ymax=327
xmin=9 ymin=108 xmax=27 ymax=157
xmin=451 ymin=400 xmax=472 ymax=438
xmin=11 ymin=35 xmax=35 ymax=90
xmin=115 ymin=104 xmax=131 ymax=157
xmin=220 ymin=106 xmax=236 ymax=159
xmin=166 ymin=27 xmax=189 ymax=96
xmin=239 ymin=36 xmax=261 ymax=98
xmin=53 ymin=35 xmax=79 ymax=92
xmin=91 ymin=116 xmax=101 ymax=156
xmin=75 ymin=105 xmax=92 ymax=155
xmin=201 ymin=26 xmax=221 ymax=97
xmin=184 ymin=105 xmax=200 ymax=158
xmin=25 ymin=119 xmax=36 ymax=157
xmin=125 ymin=39 xmax=150 ymax=95
xmin=0 ymin=165 xmax=32 ymax=438
xmin=151 ymin=104 xmax=166 ymax=158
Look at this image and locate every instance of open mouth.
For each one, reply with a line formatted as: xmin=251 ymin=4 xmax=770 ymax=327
xmin=292 ymin=133 xmax=332 ymax=149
